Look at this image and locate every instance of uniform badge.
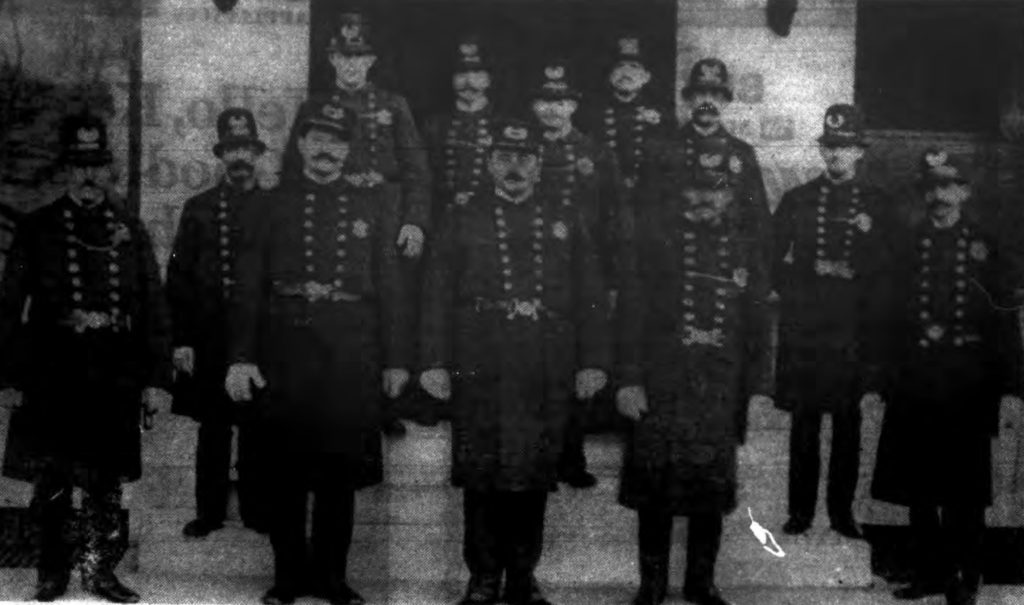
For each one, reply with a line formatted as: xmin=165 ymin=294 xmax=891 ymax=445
xmin=552 ymin=221 xmax=569 ymax=240
xmin=353 ymin=219 xmax=369 ymax=239
xmin=970 ymin=240 xmax=988 ymax=261
xmin=577 ymin=157 xmax=595 ymax=176
xmin=478 ymin=134 xmax=493 ymax=147
xmin=729 ymin=155 xmax=743 ymax=174
xmin=455 ymin=191 xmax=471 ymax=206
xmin=638 ymin=107 xmax=661 ymax=125
xmin=699 ymin=153 xmax=723 ymax=169
xmin=732 ymin=268 xmax=749 ymax=288
xmin=852 ymin=213 xmax=872 ymax=233
xmin=111 ymin=223 xmax=132 ymax=246
xmin=925 ymin=323 xmax=945 ymax=342
xmin=375 ymin=109 xmax=393 ymax=126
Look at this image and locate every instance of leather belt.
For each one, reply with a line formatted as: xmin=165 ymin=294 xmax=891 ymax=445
xmin=59 ymin=310 xmax=131 ymax=333
xmin=469 ymin=297 xmax=550 ymax=321
xmin=273 ymin=281 xmax=362 ymax=303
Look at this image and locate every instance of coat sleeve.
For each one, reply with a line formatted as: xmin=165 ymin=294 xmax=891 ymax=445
xmin=134 ymin=218 xmax=173 ymax=390
xmin=574 ymin=208 xmax=611 ymax=371
xmin=597 ymin=145 xmax=627 ymax=290
xmin=738 ymin=143 xmax=773 ymax=260
xmin=858 ymin=194 xmax=904 ymax=394
xmin=228 ymin=196 xmax=271 ymax=365
xmin=165 ymin=198 xmax=201 ymax=349
xmin=377 ymin=189 xmax=413 ymax=369
xmin=991 ymin=239 xmax=1024 ymax=398
xmin=770 ymin=189 xmax=797 ymax=295
xmin=0 ymin=214 xmax=33 ymax=390
xmin=615 ymin=192 xmax=649 ymax=388
xmin=392 ymin=96 xmax=433 ymax=233
xmin=419 ymin=205 xmax=457 ymax=370
xmin=736 ymin=238 xmax=775 ymax=445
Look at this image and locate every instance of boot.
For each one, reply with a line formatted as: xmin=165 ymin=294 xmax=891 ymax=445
xmin=458 ymin=573 xmax=502 ymax=605
xmin=503 ymin=574 xmax=552 ymax=605
xmin=81 ymin=574 xmax=140 ymax=604
xmin=631 ymin=555 xmax=668 ymax=605
xmin=33 ymin=572 xmax=69 ymax=602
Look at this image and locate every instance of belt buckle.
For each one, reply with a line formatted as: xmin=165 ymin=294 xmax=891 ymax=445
xmin=507 ymin=298 xmax=540 ymax=321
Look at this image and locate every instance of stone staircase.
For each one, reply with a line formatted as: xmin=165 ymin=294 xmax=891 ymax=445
xmin=122 ymin=400 xmax=875 ymax=590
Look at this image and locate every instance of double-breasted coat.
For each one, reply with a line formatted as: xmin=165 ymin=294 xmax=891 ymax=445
xmin=772 ymin=176 xmax=899 ymax=411
xmin=420 ymin=188 xmax=610 ymax=492
xmin=616 ymin=191 xmax=774 ymax=515
xmin=422 ymin=106 xmax=496 ymax=216
xmin=167 ymin=182 xmax=268 ymax=421
xmin=228 ymin=174 xmax=412 ymax=488
xmin=0 ymin=195 xmax=171 ymax=484
xmin=580 ymin=94 xmax=667 ymax=194
xmin=872 ymin=217 xmax=1022 ymax=507
xmin=285 ymin=85 xmax=432 ymax=233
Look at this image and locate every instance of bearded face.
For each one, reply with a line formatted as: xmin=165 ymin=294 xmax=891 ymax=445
xmin=297 ymin=128 xmax=350 ymax=179
xmin=609 ymin=62 xmax=650 ymax=95
xmin=685 ymin=90 xmax=728 ymax=129
xmin=329 ymin=52 xmax=376 ymax=89
xmin=819 ymin=144 xmax=865 ymax=180
xmin=532 ymin=99 xmax=578 ymax=132
xmin=488 ymin=149 xmax=541 ymax=197
xmin=220 ymin=145 xmax=259 ymax=187
xmin=453 ymin=70 xmax=491 ymax=105
xmin=68 ymin=164 xmax=113 ymax=205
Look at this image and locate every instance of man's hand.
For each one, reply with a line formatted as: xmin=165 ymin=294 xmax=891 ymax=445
xmin=140 ymin=387 xmax=172 ymax=430
xmin=0 ymin=388 xmax=23 ymax=410
xmin=225 ymin=363 xmax=266 ymax=402
xmin=173 ymin=347 xmax=195 ymax=376
xmin=749 ymin=394 xmax=774 ymax=409
xmin=575 ymin=369 xmax=607 ymax=399
xmin=397 ymin=224 xmax=425 ymax=258
xmin=383 ymin=368 xmax=411 ymax=399
xmin=419 ymin=368 xmax=451 ymax=401
xmin=1000 ymin=394 xmax=1024 ymax=431
xmin=616 ymin=385 xmax=648 ymax=421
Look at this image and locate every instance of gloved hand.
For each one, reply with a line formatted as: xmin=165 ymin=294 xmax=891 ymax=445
xmin=575 ymin=368 xmax=607 ymax=399
xmin=141 ymin=387 xmax=172 ymax=430
xmin=616 ymin=385 xmax=648 ymax=421
xmin=225 ymin=363 xmax=266 ymax=402
xmin=0 ymin=388 xmax=23 ymax=410
xmin=1000 ymin=394 xmax=1024 ymax=431
xmin=419 ymin=368 xmax=451 ymax=401
xmin=173 ymin=347 xmax=195 ymax=376
xmin=383 ymin=368 xmax=411 ymax=399
xmin=397 ymin=224 xmax=425 ymax=258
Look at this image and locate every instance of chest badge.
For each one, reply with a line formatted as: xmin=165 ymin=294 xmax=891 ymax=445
xmin=852 ymin=213 xmax=872 ymax=233
xmin=970 ymin=240 xmax=988 ymax=262
xmin=576 ymin=157 xmax=595 ymax=176
xmin=729 ymin=155 xmax=743 ymax=174
xmin=374 ymin=109 xmax=393 ymax=125
xmin=733 ymin=267 xmax=749 ymax=288
xmin=352 ymin=219 xmax=369 ymax=238
xmin=638 ymin=107 xmax=661 ymax=125
xmin=455 ymin=191 xmax=472 ymax=206
xmin=552 ymin=221 xmax=569 ymax=240
xmin=925 ymin=323 xmax=946 ymax=342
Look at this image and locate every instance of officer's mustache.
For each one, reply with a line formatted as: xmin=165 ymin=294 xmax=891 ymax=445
xmin=502 ymin=171 xmax=528 ymax=184
xmin=226 ymin=159 xmax=253 ymax=174
xmin=929 ymin=199 xmax=955 ymax=212
xmin=80 ymin=179 xmax=100 ymax=189
xmin=314 ymin=152 xmax=343 ymax=163
xmin=693 ymin=103 xmax=720 ymax=118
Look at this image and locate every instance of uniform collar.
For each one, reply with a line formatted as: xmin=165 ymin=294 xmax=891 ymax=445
xmin=455 ymin=97 xmax=490 ymax=115
xmin=682 ymin=120 xmax=725 ymax=139
xmin=66 ymin=190 xmax=107 ymax=210
xmin=494 ymin=186 xmax=533 ymax=205
xmin=333 ymin=81 xmax=375 ymax=97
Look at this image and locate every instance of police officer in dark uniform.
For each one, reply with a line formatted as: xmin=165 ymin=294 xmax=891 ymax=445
xmin=422 ymin=36 xmax=498 ymax=218
xmin=0 ymin=114 xmax=172 ymax=603
xmin=772 ymin=104 xmax=898 ymax=539
xmin=530 ymin=59 xmax=623 ymax=488
xmin=167 ymin=108 xmax=270 ymax=538
xmin=616 ymin=136 xmax=774 ymax=605
xmin=580 ymin=35 xmax=667 ymax=196
xmin=419 ymin=118 xmax=610 ymax=605
xmin=666 ymin=58 xmax=770 ymax=259
xmin=872 ymin=150 xmax=1023 ymax=605
xmin=225 ymin=100 xmax=412 ymax=605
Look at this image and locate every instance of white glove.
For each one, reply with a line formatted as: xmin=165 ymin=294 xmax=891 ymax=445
xmin=749 ymin=394 xmax=774 ymax=409
xmin=172 ymin=346 xmax=195 ymax=376
xmin=419 ymin=368 xmax=451 ymax=401
xmin=397 ymin=224 xmax=425 ymax=258
xmin=382 ymin=368 xmax=411 ymax=399
xmin=0 ymin=388 xmax=23 ymax=410
xmin=575 ymin=369 xmax=607 ymax=399
xmin=225 ymin=363 xmax=267 ymax=402
xmin=616 ymin=385 xmax=649 ymax=421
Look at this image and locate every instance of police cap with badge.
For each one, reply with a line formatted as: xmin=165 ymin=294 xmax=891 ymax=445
xmin=614 ymin=35 xmax=646 ymax=69
xmin=60 ymin=114 xmax=113 ymax=167
xmin=817 ymin=103 xmax=868 ymax=147
xmin=327 ymin=12 xmax=374 ymax=56
xmin=681 ymin=57 xmax=733 ymax=102
xmin=454 ymin=35 xmax=489 ymax=74
xmin=213 ymin=107 xmax=267 ymax=157
xmin=296 ymin=98 xmax=356 ymax=141
xmin=918 ymin=147 xmax=970 ymax=190
xmin=532 ymin=59 xmax=582 ymax=102
xmin=488 ymin=118 xmax=541 ymax=155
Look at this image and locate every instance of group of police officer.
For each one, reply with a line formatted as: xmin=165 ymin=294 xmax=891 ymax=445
xmin=0 ymin=10 xmax=1021 ymax=605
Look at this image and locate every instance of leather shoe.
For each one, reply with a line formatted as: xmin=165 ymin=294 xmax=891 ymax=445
xmin=782 ymin=516 xmax=812 ymax=535
xmin=945 ymin=576 xmax=979 ymax=605
xmin=82 ymin=575 xmax=140 ymax=603
xmin=504 ymin=576 xmax=553 ymax=605
xmin=320 ymin=583 xmax=366 ymax=605
xmin=182 ymin=518 xmax=224 ymax=538
xmin=682 ymin=584 xmax=732 ymax=605
xmin=558 ymin=469 xmax=598 ymax=489
xmin=892 ymin=580 xmax=945 ymax=600
xmin=459 ymin=574 xmax=501 ymax=604
xmin=261 ymin=586 xmax=296 ymax=605
xmin=33 ymin=576 xmax=69 ymax=602
xmin=829 ymin=517 xmax=864 ymax=540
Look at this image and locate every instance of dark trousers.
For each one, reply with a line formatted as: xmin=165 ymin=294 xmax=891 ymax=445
xmin=194 ymin=418 xmax=262 ymax=526
xmin=637 ymin=508 xmax=723 ymax=593
xmin=557 ymin=404 xmax=587 ymax=476
xmin=788 ymin=402 xmax=861 ymax=521
xmin=267 ymin=466 xmax=356 ymax=594
xmin=907 ymin=504 xmax=985 ymax=588
xmin=463 ymin=490 xmax=548 ymax=584
xmin=33 ymin=466 xmax=124 ymax=583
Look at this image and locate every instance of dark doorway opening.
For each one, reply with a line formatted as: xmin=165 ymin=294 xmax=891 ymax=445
xmin=308 ymin=0 xmax=677 ymax=127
